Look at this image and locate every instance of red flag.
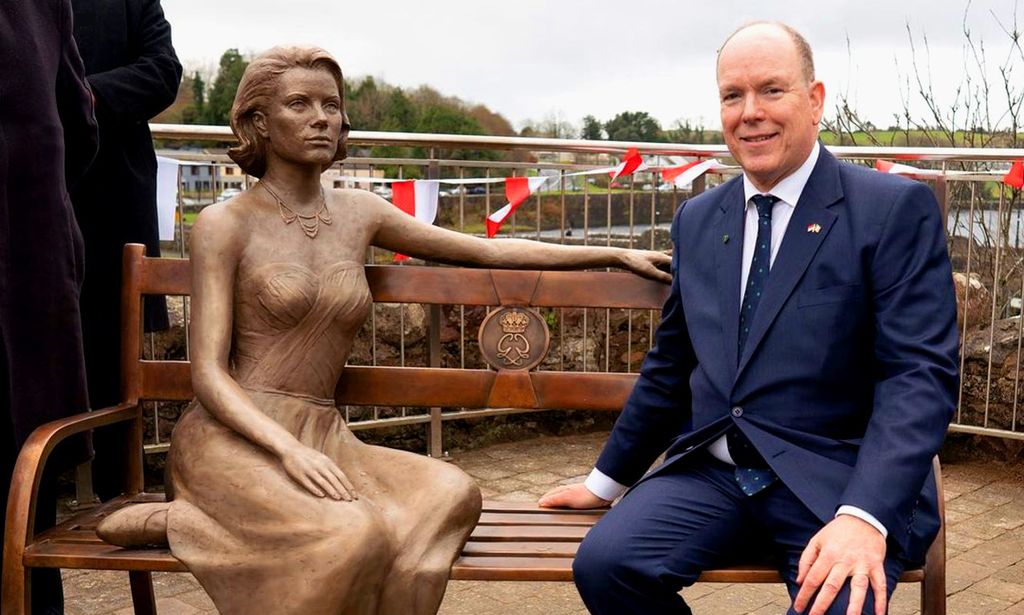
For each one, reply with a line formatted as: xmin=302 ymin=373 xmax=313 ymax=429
xmin=390 ymin=180 xmax=440 ymax=261
xmin=661 ymin=159 xmax=705 ymax=183
xmin=609 ymin=148 xmax=644 ymax=181
xmin=486 ymin=176 xmax=549 ymax=237
xmin=1004 ymin=160 xmax=1024 ymax=189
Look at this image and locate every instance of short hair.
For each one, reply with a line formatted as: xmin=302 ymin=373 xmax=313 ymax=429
xmin=228 ymin=46 xmax=351 ymax=178
xmin=718 ymin=21 xmax=816 ymax=83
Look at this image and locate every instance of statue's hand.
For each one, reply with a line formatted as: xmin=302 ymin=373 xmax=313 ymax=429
xmin=280 ymin=443 xmax=358 ymax=501
xmin=620 ymin=249 xmax=672 ymax=283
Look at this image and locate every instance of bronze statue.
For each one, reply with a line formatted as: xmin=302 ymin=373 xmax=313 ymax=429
xmin=97 ymin=46 xmax=671 ymax=615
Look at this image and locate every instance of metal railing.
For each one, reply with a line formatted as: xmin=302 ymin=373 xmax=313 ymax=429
xmin=143 ymin=125 xmax=1024 ymax=455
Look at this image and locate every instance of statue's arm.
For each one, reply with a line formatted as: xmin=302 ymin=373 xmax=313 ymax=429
xmin=188 ymin=203 xmax=356 ymax=501
xmin=362 ymin=191 xmax=671 ymax=282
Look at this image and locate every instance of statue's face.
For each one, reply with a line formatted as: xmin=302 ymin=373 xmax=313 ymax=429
xmin=257 ymin=66 xmax=344 ymax=169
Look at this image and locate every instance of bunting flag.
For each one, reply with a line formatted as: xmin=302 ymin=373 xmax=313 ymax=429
xmin=874 ymin=159 xmax=944 ymax=177
xmin=486 ymin=176 xmax=549 ymax=237
xmin=609 ymin=148 xmax=645 ymax=181
xmin=1004 ymin=160 xmax=1024 ymax=189
xmin=661 ymin=158 xmax=729 ymax=188
xmin=391 ymin=180 xmax=440 ymax=261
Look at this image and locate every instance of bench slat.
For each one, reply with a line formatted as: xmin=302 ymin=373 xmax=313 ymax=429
xmin=462 ymin=541 xmax=579 ymax=557
xmin=335 ymin=367 xmax=638 ymax=411
xmin=450 ymin=556 xmax=576 ymax=582
xmin=478 ymin=511 xmax=605 ymax=526
xmin=23 ymin=542 xmax=186 ymax=572
xmin=469 ymin=525 xmax=590 ymax=541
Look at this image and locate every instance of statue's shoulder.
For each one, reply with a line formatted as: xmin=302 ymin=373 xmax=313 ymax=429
xmin=193 ymin=198 xmax=251 ymax=249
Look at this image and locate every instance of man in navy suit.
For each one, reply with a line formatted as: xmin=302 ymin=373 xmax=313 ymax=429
xmin=540 ymin=21 xmax=959 ymax=615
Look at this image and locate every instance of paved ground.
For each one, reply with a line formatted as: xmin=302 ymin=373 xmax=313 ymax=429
xmin=60 ymin=431 xmax=1024 ymax=615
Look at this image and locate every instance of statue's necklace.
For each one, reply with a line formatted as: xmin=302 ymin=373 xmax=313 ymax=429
xmin=260 ymin=181 xmax=332 ymax=239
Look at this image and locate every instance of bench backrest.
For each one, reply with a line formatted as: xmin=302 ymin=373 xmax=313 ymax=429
xmin=119 ymin=243 xmax=670 ymax=411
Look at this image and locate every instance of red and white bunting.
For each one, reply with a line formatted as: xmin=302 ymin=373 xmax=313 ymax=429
xmin=391 ymin=180 xmax=440 ymax=261
xmin=1004 ymin=160 xmax=1024 ymax=189
xmin=874 ymin=159 xmax=944 ymax=177
xmin=661 ymin=158 xmax=729 ymax=188
xmin=486 ymin=176 xmax=549 ymax=238
xmin=609 ymin=148 xmax=645 ymax=181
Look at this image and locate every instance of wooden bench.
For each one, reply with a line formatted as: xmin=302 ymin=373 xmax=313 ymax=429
xmin=3 ymin=243 xmax=946 ymax=614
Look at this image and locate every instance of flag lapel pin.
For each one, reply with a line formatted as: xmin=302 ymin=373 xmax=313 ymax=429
xmin=806 ymin=223 xmax=822 ymax=234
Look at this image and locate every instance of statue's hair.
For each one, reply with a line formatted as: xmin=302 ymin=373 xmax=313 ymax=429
xmin=228 ymin=46 xmax=350 ymax=178
xmin=718 ymin=21 xmax=815 ymax=83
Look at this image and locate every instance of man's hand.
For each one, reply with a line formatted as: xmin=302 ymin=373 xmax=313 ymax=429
xmin=794 ymin=515 xmax=887 ymax=615
xmin=538 ymin=483 xmax=611 ymax=509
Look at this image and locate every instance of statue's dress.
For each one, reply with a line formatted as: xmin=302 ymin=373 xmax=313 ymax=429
xmin=165 ymin=261 xmax=481 ymax=615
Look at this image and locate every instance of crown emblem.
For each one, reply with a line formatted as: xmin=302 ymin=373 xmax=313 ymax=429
xmin=499 ymin=310 xmax=530 ymax=334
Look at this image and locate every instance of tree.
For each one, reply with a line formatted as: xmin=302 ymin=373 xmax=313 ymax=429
xmin=181 ymin=72 xmax=205 ymax=124
xmin=519 ymin=113 xmax=577 ymax=139
xmin=203 ymin=49 xmax=248 ymax=125
xmin=581 ymin=115 xmax=604 ymax=140
xmin=604 ymin=111 xmax=663 ymax=142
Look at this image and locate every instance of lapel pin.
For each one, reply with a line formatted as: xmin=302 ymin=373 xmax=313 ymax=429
xmin=722 ymin=234 xmax=730 ymax=244
xmin=806 ymin=223 xmax=822 ymax=234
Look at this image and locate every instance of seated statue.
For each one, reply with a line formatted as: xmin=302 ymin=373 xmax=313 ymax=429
xmin=97 ymin=46 xmax=671 ymax=615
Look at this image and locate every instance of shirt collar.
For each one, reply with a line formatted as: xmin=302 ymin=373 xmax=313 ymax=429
xmin=741 ymin=141 xmax=820 ymax=208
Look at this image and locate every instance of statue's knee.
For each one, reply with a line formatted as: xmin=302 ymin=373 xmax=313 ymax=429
xmin=436 ymin=465 xmax=482 ymax=525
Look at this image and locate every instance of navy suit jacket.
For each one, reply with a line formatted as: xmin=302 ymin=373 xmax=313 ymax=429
xmin=595 ymin=149 xmax=959 ymax=563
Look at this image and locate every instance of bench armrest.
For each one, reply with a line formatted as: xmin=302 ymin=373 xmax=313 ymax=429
xmin=3 ymin=403 xmax=139 ymax=582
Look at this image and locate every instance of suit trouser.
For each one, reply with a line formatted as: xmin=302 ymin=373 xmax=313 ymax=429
xmin=573 ymin=455 xmax=905 ymax=615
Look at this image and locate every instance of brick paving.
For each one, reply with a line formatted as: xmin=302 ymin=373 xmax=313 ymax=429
xmin=59 ymin=431 xmax=1024 ymax=614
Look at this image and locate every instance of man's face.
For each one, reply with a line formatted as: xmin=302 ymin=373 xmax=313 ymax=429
xmin=717 ymin=25 xmax=825 ymax=192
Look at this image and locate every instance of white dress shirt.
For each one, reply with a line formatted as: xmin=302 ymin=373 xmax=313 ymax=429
xmin=584 ymin=143 xmax=888 ymax=538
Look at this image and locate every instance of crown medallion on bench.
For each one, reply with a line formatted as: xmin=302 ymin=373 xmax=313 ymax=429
xmin=478 ymin=307 xmax=550 ymax=371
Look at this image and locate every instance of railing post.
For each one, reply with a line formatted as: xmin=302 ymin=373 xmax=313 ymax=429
xmin=692 ymin=172 xmax=706 ymax=196
xmin=934 ymin=175 xmax=949 ymax=220
xmin=426 ymin=153 xmax=445 ymax=458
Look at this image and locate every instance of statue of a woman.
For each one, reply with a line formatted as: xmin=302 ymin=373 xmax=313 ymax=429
xmin=97 ymin=46 xmax=670 ymax=615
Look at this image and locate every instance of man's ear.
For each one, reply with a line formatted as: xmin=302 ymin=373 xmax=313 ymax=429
xmin=253 ymin=111 xmax=269 ymax=138
xmin=809 ymin=80 xmax=826 ymax=124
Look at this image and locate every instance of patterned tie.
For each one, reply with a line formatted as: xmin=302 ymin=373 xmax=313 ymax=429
xmin=732 ymin=193 xmax=780 ymax=496
xmin=737 ymin=194 xmax=779 ymax=356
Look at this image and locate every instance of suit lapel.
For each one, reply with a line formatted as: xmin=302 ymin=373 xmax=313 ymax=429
xmin=715 ymin=181 xmax=746 ymax=374
xmin=736 ymin=149 xmax=844 ymax=376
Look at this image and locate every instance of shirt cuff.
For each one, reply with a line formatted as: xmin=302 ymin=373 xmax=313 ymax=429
xmin=584 ymin=468 xmax=629 ymax=502
xmin=836 ymin=505 xmax=888 ymax=538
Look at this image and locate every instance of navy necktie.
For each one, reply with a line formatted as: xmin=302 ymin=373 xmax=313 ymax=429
xmin=737 ymin=193 xmax=779 ymax=356
xmin=731 ymin=193 xmax=779 ymax=496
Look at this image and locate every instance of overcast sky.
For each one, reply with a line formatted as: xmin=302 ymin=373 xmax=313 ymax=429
xmin=162 ymin=0 xmax=1022 ymax=132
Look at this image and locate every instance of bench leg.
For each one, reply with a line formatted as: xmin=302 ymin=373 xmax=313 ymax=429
xmin=921 ymin=573 xmax=946 ymax=615
xmin=129 ymin=571 xmax=157 ymax=615
xmin=0 ymin=565 xmax=29 ymax=615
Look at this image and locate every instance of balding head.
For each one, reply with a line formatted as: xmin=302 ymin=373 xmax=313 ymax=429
xmin=718 ymin=21 xmax=815 ymax=84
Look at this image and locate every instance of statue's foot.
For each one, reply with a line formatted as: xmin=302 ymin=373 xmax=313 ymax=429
xmin=96 ymin=502 xmax=170 ymax=548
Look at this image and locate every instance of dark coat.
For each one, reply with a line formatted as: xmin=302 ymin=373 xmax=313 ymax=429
xmin=596 ymin=150 xmax=959 ymax=564
xmin=0 ymin=0 xmax=98 ymax=454
xmin=70 ymin=0 xmax=181 ymax=409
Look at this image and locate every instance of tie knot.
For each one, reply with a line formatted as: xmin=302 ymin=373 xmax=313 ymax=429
xmin=751 ymin=194 xmax=778 ymax=219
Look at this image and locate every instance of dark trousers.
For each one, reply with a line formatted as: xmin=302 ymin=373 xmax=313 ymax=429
xmin=1 ymin=342 xmax=65 ymax=615
xmin=573 ymin=456 xmax=905 ymax=615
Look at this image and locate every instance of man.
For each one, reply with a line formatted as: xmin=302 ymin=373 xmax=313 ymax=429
xmin=69 ymin=0 xmax=181 ymax=500
xmin=540 ymin=22 xmax=958 ymax=615
xmin=1 ymin=0 xmax=98 ymax=612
